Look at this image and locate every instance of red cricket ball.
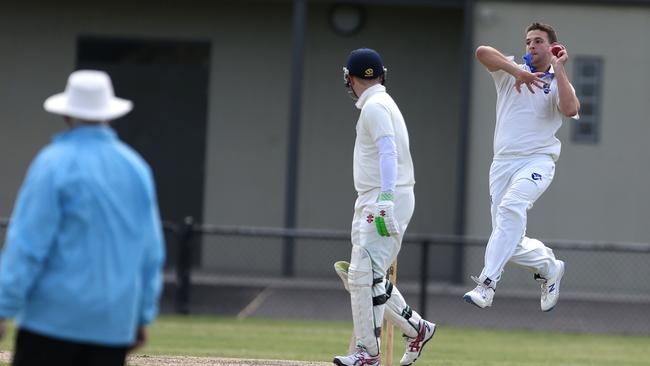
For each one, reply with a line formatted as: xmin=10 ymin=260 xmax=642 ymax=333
xmin=551 ymin=45 xmax=564 ymax=57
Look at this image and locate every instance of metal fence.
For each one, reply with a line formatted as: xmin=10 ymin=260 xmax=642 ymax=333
xmin=161 ymin=217 xmax=650 ymax=335
xmin=2 ymin=216 xmax=650 ymax=335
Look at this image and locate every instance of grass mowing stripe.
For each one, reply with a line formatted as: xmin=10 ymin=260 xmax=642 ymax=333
xmin=1 ymin=316 xmax=648 ymax=365
xmin=141 ymin=316 xmax=649 ymax=366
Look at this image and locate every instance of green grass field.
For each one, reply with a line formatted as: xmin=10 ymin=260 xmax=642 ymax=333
xmin=1 ymin=315 xmax=649 ymax=365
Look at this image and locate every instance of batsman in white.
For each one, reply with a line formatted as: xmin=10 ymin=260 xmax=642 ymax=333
xmin=463 ymin=22 xmax=580 ymax=311
xmin=333 ymin=48 xmax=436 ymax=366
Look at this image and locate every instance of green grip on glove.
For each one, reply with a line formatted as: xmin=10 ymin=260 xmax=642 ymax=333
xmin=375 ymin=191 xmax=394 ymax=237
xmin=375 ymin=216 xmax=390 ymax=237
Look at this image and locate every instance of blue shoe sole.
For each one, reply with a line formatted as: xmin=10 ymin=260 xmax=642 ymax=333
xmin=463 ymin=294 xmax=483 ymax=309
xmin=542 ymin=305 xmax=555 ymax=312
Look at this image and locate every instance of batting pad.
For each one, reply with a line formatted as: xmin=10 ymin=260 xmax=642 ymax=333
xmin=348 ymin=246 xmax=382 ymax=356
xmin=334 ymin=259 xmax=420 ymax=338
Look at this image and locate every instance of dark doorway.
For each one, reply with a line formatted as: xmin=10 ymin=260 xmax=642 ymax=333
xmin=77 ymin=36 xmax=211 ymax=267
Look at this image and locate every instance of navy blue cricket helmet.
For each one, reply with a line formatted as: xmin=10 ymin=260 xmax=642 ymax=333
xmin=345 ymin=48 xmax=386 ymax=79
xmin=343 ymin=48 xmax=388 ymax=100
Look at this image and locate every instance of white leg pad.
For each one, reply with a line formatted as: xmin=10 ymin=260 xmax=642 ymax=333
xmin=348 ymin=246 xmax=381 ymax=356
xmin=335 ymin=260 xmax=421 ymax=339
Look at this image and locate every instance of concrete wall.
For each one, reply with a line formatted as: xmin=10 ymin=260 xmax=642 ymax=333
xmin=1 ymin=0 xmax=648 ymax=295
xmin=467 ymin=1 xmax=650 ymax=293
xmin=293 ymin=4 xmax=463 ymax=278
xmin=0 ymin=1 xmax=463 ymax=278
xmin=0 ymin=0 xmax=295 ymax=272
xmin=0 ymin=0 xmax=286 ymax=216
xmin=202 ymin=3 xmax=463 ymax=277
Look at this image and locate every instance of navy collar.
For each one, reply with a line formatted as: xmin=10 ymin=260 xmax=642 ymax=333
xmin=523 ymin=53 xmax=555 ymax=94
xmin=523 ymin=53 xmax=555 ymax=76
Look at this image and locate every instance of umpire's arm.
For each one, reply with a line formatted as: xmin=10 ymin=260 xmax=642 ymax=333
xmin=0 ymin=150 xmax=61 ymax=321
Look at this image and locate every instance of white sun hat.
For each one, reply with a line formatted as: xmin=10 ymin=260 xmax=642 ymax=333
xmin=44 ymin=70 xmax=133 ymax=121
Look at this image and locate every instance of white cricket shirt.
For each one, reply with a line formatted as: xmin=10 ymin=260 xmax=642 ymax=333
xmin=491 ymin=56 xmax=572 ymax=161
xmin=353 ymin=84 xmax=415 ymax=194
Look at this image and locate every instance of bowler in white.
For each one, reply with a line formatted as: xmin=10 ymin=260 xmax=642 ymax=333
xmin=463 ymin=22 xmax=580 ymax=312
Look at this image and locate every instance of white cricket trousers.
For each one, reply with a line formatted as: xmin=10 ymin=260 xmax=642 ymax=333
xmin=348 ymin=186 xmax=423 ymax=355
xmin=479 ymin=154 xmax=562 ymax=286
xmin=351 ymin=186 xmax=414 ymax=279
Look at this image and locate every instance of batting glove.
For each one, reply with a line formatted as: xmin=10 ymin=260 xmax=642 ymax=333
xmin=375 ymin=192 xmax=400 ymax=237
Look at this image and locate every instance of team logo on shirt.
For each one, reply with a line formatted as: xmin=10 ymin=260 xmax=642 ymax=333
xmin=531 ymin=172 xmax=542 ymax=181
xmin=543 ymin=82 xmax=551 ymax=94
xmin=366 ymin=214 xmax=374 ymax=223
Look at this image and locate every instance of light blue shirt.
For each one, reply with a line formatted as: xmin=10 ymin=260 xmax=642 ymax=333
xmin=0 ymin=125 xmax=165 ymax=346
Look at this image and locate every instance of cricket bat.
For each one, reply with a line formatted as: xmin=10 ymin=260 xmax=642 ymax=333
xmin=382 ymin=260 xmax=398 ymax=366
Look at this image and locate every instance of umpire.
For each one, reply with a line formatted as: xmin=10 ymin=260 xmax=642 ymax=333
xmin=0 ymin=70 xmax=165 ymax=366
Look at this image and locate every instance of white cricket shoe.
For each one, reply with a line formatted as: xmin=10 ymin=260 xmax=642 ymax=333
xmin=333 ymin=346 xmax=380 ymax=366
xmin=399 ymin=319 xmax=436 ymax=366
xmin=463 ymin=276 xmax=495 ymax=308
xmin=538 ymin=260 xmax=565 ymax=312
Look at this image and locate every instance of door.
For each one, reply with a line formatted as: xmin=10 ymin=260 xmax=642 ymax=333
xmin=77 ymin=36 xmax=211 ymax=266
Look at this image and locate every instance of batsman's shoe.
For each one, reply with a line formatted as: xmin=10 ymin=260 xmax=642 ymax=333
xmin=333 ymin=346 xmax=380 ymax=366
xmin=538 ymin=260 xmax=565 ymax=312
xmin=463 ymin=276 xmax=495 ymax=308
xmin=400 ymin=319 xmax=436 ymax=366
